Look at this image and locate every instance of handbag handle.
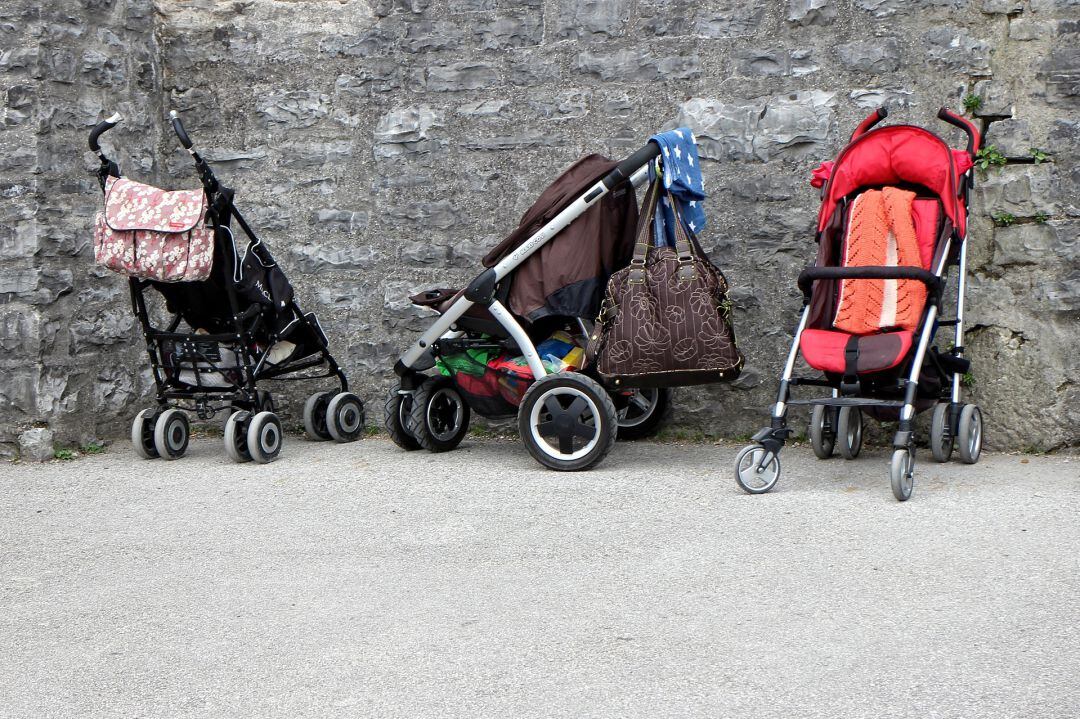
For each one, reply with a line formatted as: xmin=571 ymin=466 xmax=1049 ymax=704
xmin=664 ymin=189 xmax=699 ymax=281
xmin=628 ymin=175 xmax=661 ymax=284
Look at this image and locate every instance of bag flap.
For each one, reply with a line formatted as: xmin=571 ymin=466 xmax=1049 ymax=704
xmin=103 ymin=176 xmax=207 ymax=233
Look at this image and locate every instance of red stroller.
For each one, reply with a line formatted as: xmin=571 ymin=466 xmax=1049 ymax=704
xmin=736 ymin=107 xmax=984 ymax=501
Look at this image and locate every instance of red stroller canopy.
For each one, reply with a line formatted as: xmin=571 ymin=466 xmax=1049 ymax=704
xmin=816 ymin=125 xmax=974 ymax=237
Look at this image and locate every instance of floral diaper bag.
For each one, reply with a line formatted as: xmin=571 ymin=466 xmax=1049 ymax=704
xmin=94 ymin=176 xmax=214 ymax=282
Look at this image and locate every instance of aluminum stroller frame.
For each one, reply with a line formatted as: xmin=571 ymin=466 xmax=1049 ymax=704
xmin=389 ymin=142 xmax=663 ymax=471
xmin=88 ymin=112 xmax=364 ymax=464
xmin=735 ymin=107 xmax=985 ymax=501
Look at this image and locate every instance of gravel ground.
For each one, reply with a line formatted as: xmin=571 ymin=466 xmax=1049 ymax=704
xmin=1 ymin=435 xmax=1078 ymax=718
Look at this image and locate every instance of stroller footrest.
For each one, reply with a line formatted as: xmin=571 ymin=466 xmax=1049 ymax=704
xmin=788 ymin=397 xmax=906 ymax=409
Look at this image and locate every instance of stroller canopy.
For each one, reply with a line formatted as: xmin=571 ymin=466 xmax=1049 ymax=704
xmin=482 ymin=155 xmax=638 ymax=322
xmin=816 ymin=125 xmax=974 ymax=237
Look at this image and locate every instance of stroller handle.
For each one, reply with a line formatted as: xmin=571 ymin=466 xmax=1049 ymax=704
xmin=937 ymin=107 xmax=981 ymax=156
xmin=169 ymin=110 xmax=194 ymax=150
xmin=88 ymin=113 xmax=123 ymax=153
xmin=850 ymin=107 xmax=888 ymax=142
xmin=602 ymin=141 xmax=662 ymax=189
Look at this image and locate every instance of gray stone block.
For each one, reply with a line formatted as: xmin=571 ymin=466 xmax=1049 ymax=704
xmin=836 ymin=38 xmax=901 ymax=74
xmin=426 ymin=62 xmax=500 ymax=92
xmin=18 ymin=428 xmax=53 ymax=462
xmin=256 ymin=91 xmax=330 ymax=129
xmin=788 ymin=0 xmax=836 ymax=25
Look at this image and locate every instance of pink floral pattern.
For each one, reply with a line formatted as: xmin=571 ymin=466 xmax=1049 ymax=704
xmin=94 ymin=177 xmax=214 ymax=282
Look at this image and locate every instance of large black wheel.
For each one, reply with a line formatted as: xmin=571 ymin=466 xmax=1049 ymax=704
xmin=929 ymin=402 xmax=954 ymax=463
xmin=837 ymin=406 xmax=863 ymax=460
xmin=518 ymin=373 xmax=618 ymax=471
xmin=302 ymin=391 xmax=334 ymax=441
xmin=410 ymin=376 xmax=471 ymax=453
xmin=247 ymin=411 xmax=283 ymax=464
xmin=384 ymin=382 xmax=422 ymax=451
xmin=809 ymin=405 xmax=837 ymax=460
xmin=956 ymin=404 xmax=983 ymax=464
xmin=613 ymin=387 xmax=671 ymax=441
xmin=326 ymin=392 xmax=366 ymax=443
xmin=153 ymin=409 xmax=189 ymax=461
xmin=131 ymin=408 xmax=161 ymax=460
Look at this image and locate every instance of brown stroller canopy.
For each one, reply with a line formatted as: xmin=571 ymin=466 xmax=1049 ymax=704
xmin=482 ymin=154 xmax=639 ymax=323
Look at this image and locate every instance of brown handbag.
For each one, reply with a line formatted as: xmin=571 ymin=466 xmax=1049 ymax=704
xmin=588 ymin=177 xmax=743 ymax=388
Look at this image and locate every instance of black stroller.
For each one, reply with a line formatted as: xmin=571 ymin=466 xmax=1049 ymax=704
xmin=387 ymin=144 xmax=672 ymax=471
xmin=736 ymin=107 xmax=984 ymax=501
xmin=88 ymin=112 xmax=364 ymax=463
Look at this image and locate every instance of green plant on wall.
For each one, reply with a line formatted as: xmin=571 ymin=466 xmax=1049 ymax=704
xmin=975 ymin=145 xmax=1007 ymax=171
xmin=991 ymin=211 xmax=1016 ymax=227
xmin=1029 ymin=147 xmax=1050 ymax=164
xmin=1034 ymin=212 xmax=1050 ymax=224
xmin=962 ymin=94 xmax=982 ymax=113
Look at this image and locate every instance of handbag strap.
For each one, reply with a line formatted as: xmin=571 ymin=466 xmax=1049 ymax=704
xmin=664 ymin=188 xmax=699 ymax=282
xmin=631 ymin=170 xmax=700 ymax=283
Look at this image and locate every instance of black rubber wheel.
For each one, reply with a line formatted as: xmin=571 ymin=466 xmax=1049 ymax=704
xmin=303 ymin=391 xmax=334 ymax=441
xmin=614 ymin=387 xmax=672 ymax=441
xmin=224 ymin=410 xmax=253 ymax=463
xmin=247 ymin=411 xmax=283 ymax=464
xmin=326 ymin=392 xmax=366 ymax=443
xmin=929 ymin=402 xmax=954 ymax=463
xmin=384 ymin=382 xmax=422 ymax=451
xmin=518 ymin=373 xmax=618 ymax=471
xmin=410 ymin=376 xmax=471 ymax=452
xmin=809 ymin=405 xmax=837 ymax=460
xmin=957 ymin=404 xmax=983 ymax=464
xmin=131 ymin=408 xmax=161 ymax=459
xmin=837 ymin=406 xmax=863 ymax=460
xmin=153 ymin=409 xmax=190 ymax=460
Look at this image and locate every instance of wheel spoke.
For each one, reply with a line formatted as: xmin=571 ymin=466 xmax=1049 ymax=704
xmin=566 ymin=396 xmax=590 ymax=419
xmin=571 ymin=421 xmax=596 ymax=440
xmin=536 ymin=421 xmax=558 ymax=438
xmin=542 ymin=395 xmax=565 ymax=420
xmin=558 ymin=432 xmax=575 ymax=455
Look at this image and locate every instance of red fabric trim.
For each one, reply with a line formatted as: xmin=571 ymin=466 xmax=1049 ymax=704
xmin=817 ymin=125 xmax=966 ymax=236
xmin=800 ymin=328 xmax=913 ymax=374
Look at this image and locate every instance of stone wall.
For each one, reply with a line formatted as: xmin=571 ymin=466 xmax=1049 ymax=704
xmin=2 ymin=0 xmax=1077 ymax=457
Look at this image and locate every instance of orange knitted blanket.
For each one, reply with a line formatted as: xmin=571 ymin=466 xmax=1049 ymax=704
xmin=833 ymin=187 xmax=927 ymax=334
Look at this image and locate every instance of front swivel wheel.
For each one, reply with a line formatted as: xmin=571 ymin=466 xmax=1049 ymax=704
xmin=518 ymin=373 xmax=617 ymax=471
xmin=734 ymin=444 xmax=781 ymax=494
xmin=890 ymin=447 xmax=915 ymax=502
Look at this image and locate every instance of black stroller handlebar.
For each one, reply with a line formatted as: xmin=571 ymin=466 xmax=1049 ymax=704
xmin=88 ymin=112 xmax=123 ymax=153
xmin=798 ymin=265 xmax=943 ymax=300
xmin=169 ymin=110 xmax=194 ymax=150
xmin=937 ymin=107 xmax=981 ymax=157
xmin=602 ymin=141 xmax=662 ymax=189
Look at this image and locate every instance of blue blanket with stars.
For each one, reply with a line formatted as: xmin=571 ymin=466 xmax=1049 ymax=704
xmin=648 ymin=127 xmax=706 ymax=248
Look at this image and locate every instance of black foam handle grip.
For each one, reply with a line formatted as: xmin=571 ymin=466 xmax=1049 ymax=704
xmin=88 ymin=113 xmax=122 ymax=152
xmin=937 ymin=107 xmax=980 ymax=156
xmin=170 ymin=110 xmax=193 ymax=150
xmin=603 ymin=141 xmax=663 ymax=188
xmin=850 ymin=107 xmax=888 ymax=142
xmin=798 ymin=265 xmax=942 ymax=299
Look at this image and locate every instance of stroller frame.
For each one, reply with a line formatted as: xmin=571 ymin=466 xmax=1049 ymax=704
xmin=391 ymin=142 xmax=662 ymax=470
xmin=89 ymin=112 xmax=358 ymax=462
xmin=737 ymin=107 xmax=984 ymax=501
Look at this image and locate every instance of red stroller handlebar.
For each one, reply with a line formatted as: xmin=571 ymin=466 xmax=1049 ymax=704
xmin=937 ymin=107 xmax=981 ymax=156
xmin=849 ymin=107 xmax=888 ymax=142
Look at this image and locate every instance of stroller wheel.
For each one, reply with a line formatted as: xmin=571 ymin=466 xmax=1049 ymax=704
xmin=809 ymin=405 xmax=837 ymax=459
xmin=131 ymin=408 xmax=161 ymax=459
xmin=303 ymin=392 xmax=334 ymax=441
xmin=734 ymin=444 xmax=781 ymax=494
xmin=614 ymin=387 xmax=672 ymax=441
xmin=929 ymin=403 xmax=954 ymax=463
xmin=410 ymin=376 xmax=470 ymax=453
xmin=153 ymin=409 xmax=190 ymax=461
xmin=326 ymin=392 xmax=366 ymax=443
xmin=518 ymin=373 xmax=617 ymax=471
xmin=956 ymin=404 xmax=983 ymax=464
xmin=224 ymin=410 xmax=253 ymax=463
xmin=837 ymin=407 xmax=863 ymax=460
xmin=247 ymin=411 xmax=283 ymax=464
xmin=890 ymin=447 xmax=915 ymax=501
xmin=384 ymin=382 xmax=422 ymax=451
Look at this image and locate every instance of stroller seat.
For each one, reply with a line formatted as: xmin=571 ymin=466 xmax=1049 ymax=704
xmin=800 ymin=191 xmax=942 ymax=375
xmin=409 ymin=287 xmax=508 ymax=337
